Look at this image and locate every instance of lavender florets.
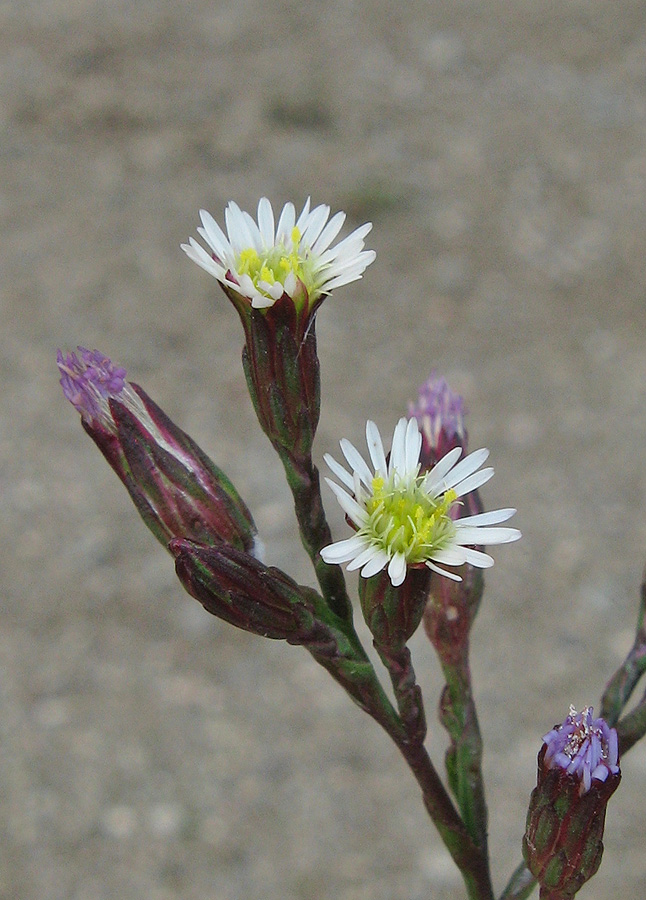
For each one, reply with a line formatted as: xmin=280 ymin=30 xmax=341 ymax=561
xmin=57 ymin=347 xmax=127 ymax=422
xmin=543 ymin=706 xmax=619 ymax=794
xmin=408 ymin=371 xmax=466 ymax=457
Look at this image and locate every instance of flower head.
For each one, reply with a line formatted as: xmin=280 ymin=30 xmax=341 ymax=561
xmin=57 ymin=347 xmax=258 ymax=555
xmin=181 ymin=197 xmax=375 ymax=311
xmin=524 ymin=706 xmax=621 ymax=897
xmin=320 ymin=417 xmax=520 ymax=587
xmin=542 ymin=705 xmax=619 ymax=795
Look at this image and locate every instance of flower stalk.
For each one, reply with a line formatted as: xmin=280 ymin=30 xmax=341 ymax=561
xmin=425 ymin=560 xmax=490 ymax=855
xmin=277 ymin=446 xmax=354 ymax=623
xmin=170 ymin=535 xmax=492 ymax=899
xmin=600 ymin=561 xmax=646 ymax=728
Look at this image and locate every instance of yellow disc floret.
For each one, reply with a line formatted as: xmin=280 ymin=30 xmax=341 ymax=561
xmin=235 ymin=227 xmax=322 ymax=301
xmin=364 ymin=477 xmax=458 ymax=564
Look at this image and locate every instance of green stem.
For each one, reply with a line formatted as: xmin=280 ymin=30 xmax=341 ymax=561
xmin=376 ymin=642 xmax=493 ymax=900
xmin=377 ymin=643 xmax=426 ymax=744
xmin=439 ymin=654 xmax=489 ymax=853
xmin=424 ymin=570 xmax=490 ymax=855
xmin=600 ymin=565 xmax=646 ymax=726
xmin=617 ymin=687 xmax=646 ymax=755
xmin=278 ymin=448 xmax=353 ymax=623
xmin=397 ymin=737 xmax=494 ymax=900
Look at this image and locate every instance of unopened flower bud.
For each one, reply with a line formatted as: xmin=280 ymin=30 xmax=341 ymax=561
xmin=523 ymin=706 xmax=621 ymax=899
xmin=171 ymin=538 xmax=328 ymax=645
xmin=408 ymin=372 xmax=484 ymax=528
xmin=408 ymin=371 xmax=467 ymax=470
xmin=171 ymin=540 xmax=401 ymax=726
xmin=58 ymin=348 xmax=258 ymax=555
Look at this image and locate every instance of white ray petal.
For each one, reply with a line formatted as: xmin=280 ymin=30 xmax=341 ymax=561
xmin=295 ymin=197 xmax=312 ymax=232
xmin=388 ymin=417 xmax=409 ymax=478
xmin=430 ymin=547 xmax=468 ymax=566
xmin=320 ymin=534 xmax=369 ymax=564
xmin=452 ymin=467 xmax=494 ymax=498
xmin=457 ymin=508 xmax=517 ymax=526
xmin=275 ymin=202 xmax=296 ymax=242
xmin=405 ymin=417 xmax=422 ymax=472
xmin=339 ymin=439 xmax=373 ymax=489
xmin=198 ymin=210 xmax=231 ymax=260
xmin=321 ymin=270 xmax=366 ymax=290
xmin=283 ymin=271 xmax=297 ymax=297
xmin=225 ymin=201 xmax=254 ymax=253
xmin=425 ymin=559 xmax=463 ymax=581
xmin=346 ymin=543 xmax=386 ymax=571
xmin=311 ymin=211 xmax=346 ymax=254
xmin=301 ymin=204 xmax=330 ymax=246
xmin=461 ymin=547 xmax=495 ymax=568
xmin=250 ymin=292 xmax=276 ymax=309
xmin=320 ymin=255 xmax=373 ymax=282
xmin=241 ymin=210 xmax=263 ymax=250
xmin=366 ymin=420 xmax=388 ymax=476
xmin=257 ymin=280 xmax=284 ymax=301
xmin=257 ymin=197 xmax=276 ymax=247
xmin=360 ymin=551 xmax=390 ymax=578
xmin=387 ymin=552 xmax=407 ymax=586
xmin=454 ymin=525 xmax=522 ymax=545
xmin=318 ymin=241 xmax=366 ymax=266
xmin=324 ymin=453 xmax=354 ymax=490
xmin=440 ymin=448 xmax=490 ymax=491
xmin=326 ymin=480 xmax=369 ymax=525
xmin=320 ymin=222 xmax=373 ymax=259
xmin=237 ymin=273 xmax=256 ymax=296
xmin=181 ymin=239 xmax=225 ymax=277
xmin=423 ymin=447 xmax=463 ymax=493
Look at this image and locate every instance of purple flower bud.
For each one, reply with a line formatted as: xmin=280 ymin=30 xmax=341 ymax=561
xmin=523 ymin=706 xmax=621 ymax=899
xmin=408 ymin=371 xmax=466 ymax=468
xmin=409 ymin=372 xmax=485 ymax=547
xmin=58 ymin=348 xmax=258 ymax=555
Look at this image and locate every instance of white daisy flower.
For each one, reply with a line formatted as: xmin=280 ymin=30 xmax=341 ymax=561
xmin=320 ymin=417 xmax=521 ymax=587
xmin=181 ymin=197 xmax=376 ymax=310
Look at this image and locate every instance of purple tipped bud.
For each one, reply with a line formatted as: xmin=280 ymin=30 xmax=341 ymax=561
xmin=58 ymin=347 xmax=258 ymax=555
xmin=408 ymin=371 xmax=466 ymax=468
xmin=523 ymin=706 xmax=621 ymax=899
xmin=409 ymin=371 xmax=483 ymax=540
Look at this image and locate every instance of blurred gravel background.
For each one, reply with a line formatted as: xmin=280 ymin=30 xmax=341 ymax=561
xmin=3 ymin=0 xmax=646 ymax=898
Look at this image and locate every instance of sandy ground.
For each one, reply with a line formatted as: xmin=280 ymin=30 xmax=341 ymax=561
xmin=3 ymin=0 xmax=646 ymax=898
